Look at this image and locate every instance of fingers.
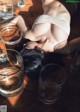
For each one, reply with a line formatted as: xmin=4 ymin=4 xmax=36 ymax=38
xmin=25 ymin=30 xmax=37 ymax=41
xmin=25 ymin=41 xmax=38 ymax=49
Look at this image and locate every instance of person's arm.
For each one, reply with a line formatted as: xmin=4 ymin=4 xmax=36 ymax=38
xmin=10 ymin=15 xmax=27 ymax=33
xmin=1 ymin=15 xmax=28 ymax=34
xmin=55 ymin=37 xmax=80 ymax=54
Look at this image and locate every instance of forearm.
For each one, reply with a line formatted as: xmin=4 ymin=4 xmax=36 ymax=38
xmin=55 ymin=37 xmax=80 ymax=54
xmin=67 ymin=37 xmax=80 ymax=53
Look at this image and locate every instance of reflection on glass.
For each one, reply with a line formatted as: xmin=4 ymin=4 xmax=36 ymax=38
xmin=18 ymin=0 xmax=25 ymax=8
xmin=0 ymin=25 xmax=23 ymax=46
xmin=0 ymin=49 xmax=24 ymax=97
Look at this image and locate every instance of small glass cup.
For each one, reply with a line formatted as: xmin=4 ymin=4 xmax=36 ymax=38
xmin=18 ymin=0 xmax=25 ymax=8
xmin=0 ymin=25 xmax=23 ymax=46
xmin=0 ymin=0 xmax=14 ymax=20
xmin=38 ymin=63 xmax=66 ymax=104
xmin=0 ymin=49 xmax=24 ymax=97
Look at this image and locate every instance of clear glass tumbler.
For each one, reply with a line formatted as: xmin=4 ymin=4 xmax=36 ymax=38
xmin=0 ymin=25 xmax=23 ymax=46
xmin=18 ymin=0 xmax=25 ymax=8
xmin=38 ymin=63 xmax=66 ymax=104
xmin=0 ymin=0 xmax=14 ymax=20
xmin=0 ymin=49 xmax=24 ymax=97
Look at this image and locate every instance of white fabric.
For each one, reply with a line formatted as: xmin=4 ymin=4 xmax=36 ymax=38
xmin=33 ymin=14 xmax=70 ymax=36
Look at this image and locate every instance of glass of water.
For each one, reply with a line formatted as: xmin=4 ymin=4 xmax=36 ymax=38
xmin=0 ymin=49 xmax=24 ymax=97
xmin=18 ymin=0 xmax=25 ymax=8
xmin=0 ymin=0 xmax=14 ymax=20
xmin=0 ymin=25 xmax=23 ymax=46
xmin=38 ymin=63 xmax=66 ymax=104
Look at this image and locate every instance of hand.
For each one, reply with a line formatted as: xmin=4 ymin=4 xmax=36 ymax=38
xmin=38 ymin=39 xmax=54 ymax=52
xmin=25 ymin=41 xmax=38 ymax=49
xmin=0 ymin=15 xmax=28 ymax=34
xmin=25 ymin=40 xmax=54 ymax=52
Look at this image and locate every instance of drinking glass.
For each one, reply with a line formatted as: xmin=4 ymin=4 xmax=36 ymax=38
xmin=18 ymin=0 xmax=25 ymax=8
xmin=38 ymin=63 xmax=66 ymax=104
xmin=0 ymin=49 xmax=24 ymax=97
xmin=0 ymin=0 xmax=14 ymax=20
xmin=0 ymin=25 xmax=23 ymax=46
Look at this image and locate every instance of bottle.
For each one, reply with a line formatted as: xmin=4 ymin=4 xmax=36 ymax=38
xmin=18 ymin=0 xmax=25 ymax=8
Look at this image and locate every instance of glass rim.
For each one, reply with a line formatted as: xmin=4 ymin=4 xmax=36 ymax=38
xmin=39 ymin=63 xmax=67 ymax=87
xmin=0 ymin=15 xmax=16 ymax=24
xmin=0 ymin=25 xmax=23 ymax=45
xmin=0 ymin=67 xmax=20 ymax=76
xmin=0 ymin=48 xmax=24 ymax=75
xmin=0 ymin=81 xmax=24 ymax=97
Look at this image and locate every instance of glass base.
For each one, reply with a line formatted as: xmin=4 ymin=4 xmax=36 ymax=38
xmin=0 ymin=13 xmax=14 ymax=20
xmin=0 ymin=83 xmax=24 ymax=97
xmin=38 ymin=96 xmax=58 ymax=105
